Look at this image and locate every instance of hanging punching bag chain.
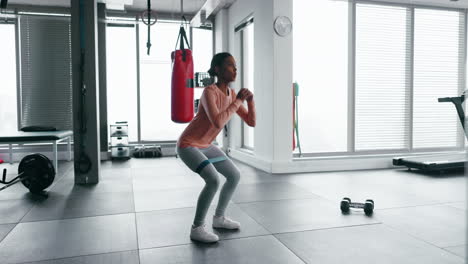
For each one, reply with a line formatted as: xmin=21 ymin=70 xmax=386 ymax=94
xmin=181 ymin=0 xmax=183 ymax=19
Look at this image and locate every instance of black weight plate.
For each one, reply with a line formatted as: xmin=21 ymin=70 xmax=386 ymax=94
xmin=364 ymin=203 xmax=374 ymax=214
xmin=18 ymin=154 xmax=55 ymax=194
xmin=340 ymin=200 xmax=350 ymax=212
xmin=343 ymin=197 xmax=351 ymax=203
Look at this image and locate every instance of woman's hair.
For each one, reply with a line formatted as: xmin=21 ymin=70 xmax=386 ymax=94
xmin=207 ymin=52 xmax=232 ymax=77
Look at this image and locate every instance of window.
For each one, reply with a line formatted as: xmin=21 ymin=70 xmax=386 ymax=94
xmin=139 ymin=22 xmax=190 ymax=141
xmin=105 ymin=21 xmax=212 ymax=143
xmin=192 ymin=27 xmax=217 ymax=145
xmin=0 ymin=23 xmax=17 ymax=133
xmin=106 ymin=25 xmax=138 ymax=142
xmin=293 ymin=0 xmax=348 ymax=153
xmin=192 ymin=27 xmax=213 ymax=101
xmin=239 ymin=20 xmax=254 ymax=149
xmin=355 ymin=4 xmax=410 ymax=151
xmin=413 ymin=8 xmax=464 ymax=149
xmin=293 ymin=1 xmax=465 ymax=155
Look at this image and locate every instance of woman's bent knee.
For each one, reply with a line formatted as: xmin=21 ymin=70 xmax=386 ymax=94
xmin=205 ymin=177 xmax=220 ymax=190
xmin=228 ymin=169 xmax=241 ymax=185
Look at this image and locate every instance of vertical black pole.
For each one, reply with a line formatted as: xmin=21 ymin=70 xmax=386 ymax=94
xmin=71 ymin=0 xmax=101 ymax=184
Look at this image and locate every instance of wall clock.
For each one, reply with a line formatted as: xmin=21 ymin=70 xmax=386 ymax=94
xmin=273 ymin=16 xmax=292 ymax=37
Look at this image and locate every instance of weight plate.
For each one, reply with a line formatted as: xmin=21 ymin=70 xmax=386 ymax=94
xmin=18 ymin=154 xmax=55 ymax=194
xmin=364 ymin=203 xmax=374 ymax=215
xmin=340 ymin=200 xmax=350 ymax=212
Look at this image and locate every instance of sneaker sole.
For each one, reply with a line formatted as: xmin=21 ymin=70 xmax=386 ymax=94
xmin=212 ymin=225 xmax=240 ymax=230
xmin=190 ymin=236 xmax=219 ymax=243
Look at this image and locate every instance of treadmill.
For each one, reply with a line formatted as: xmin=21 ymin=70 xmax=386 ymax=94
xmin=393 ymin=92 xmax=467 ymax=172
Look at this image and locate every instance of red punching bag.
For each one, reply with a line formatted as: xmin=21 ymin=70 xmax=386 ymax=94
xmin=171 ymin=26 xmax=194 ymax=123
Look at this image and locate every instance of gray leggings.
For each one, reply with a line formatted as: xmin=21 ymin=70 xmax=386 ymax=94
xmin=177 ymin=145 xmax=240 ymax=226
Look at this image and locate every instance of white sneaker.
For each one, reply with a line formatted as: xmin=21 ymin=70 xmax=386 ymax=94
xmin=190 ymin=225 xmax=219 ymax=243
xmin=212 ymin=215 xmax=241 ymax=230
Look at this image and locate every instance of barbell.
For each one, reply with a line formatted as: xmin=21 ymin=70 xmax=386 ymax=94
xmin=1 ymin=153 xmax=55 ymax=194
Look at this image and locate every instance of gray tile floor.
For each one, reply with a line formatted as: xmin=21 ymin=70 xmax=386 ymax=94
xmin=0 ymin=157 xmax=466 ymax=263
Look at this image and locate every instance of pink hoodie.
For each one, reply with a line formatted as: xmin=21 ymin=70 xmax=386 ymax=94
xmin=177 ymin=84 xmax=256 ymax=148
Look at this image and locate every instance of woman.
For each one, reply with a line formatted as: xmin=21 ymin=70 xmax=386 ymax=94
xmin=176 ymin=52 xmax=256 ymax=243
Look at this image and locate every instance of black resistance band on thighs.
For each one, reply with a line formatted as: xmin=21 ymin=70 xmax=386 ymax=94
xmin=195 ymin=156 xmax=228 ymax=174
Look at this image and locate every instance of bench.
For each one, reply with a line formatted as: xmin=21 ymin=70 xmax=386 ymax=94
xmin=0 ymin=130 xmax=73 ymax=171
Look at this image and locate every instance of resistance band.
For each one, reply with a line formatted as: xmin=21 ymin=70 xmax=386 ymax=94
xmin=195 ymin=156 xmax=228 ymax=174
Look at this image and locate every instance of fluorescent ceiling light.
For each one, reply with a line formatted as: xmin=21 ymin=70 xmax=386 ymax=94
xmin=105 ymin=0 xmax=133 ymax=10
xmin=106 ymin=3 xmax=125 ymax=10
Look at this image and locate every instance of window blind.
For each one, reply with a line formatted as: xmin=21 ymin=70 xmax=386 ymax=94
xmin=413 ymin=8 xmax=464 ymax=149
xmin=19 ymin=15 xmax=73 ymax=130
xmin=355 ymin=4 xmax=411 ymax=151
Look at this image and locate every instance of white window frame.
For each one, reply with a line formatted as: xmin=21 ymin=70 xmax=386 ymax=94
xmin=235 ymin=16 xmax=255 ymax=150
xmin=105 ymin=19 xmax=213 ymax=145
xmin=295 ymin=1 xmax=467 ymax=157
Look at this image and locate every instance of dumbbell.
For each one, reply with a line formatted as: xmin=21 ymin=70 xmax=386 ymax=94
xmin=340 ymin=197 xmax=374 ymax=215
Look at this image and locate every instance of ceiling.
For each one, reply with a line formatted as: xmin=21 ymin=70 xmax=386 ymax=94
xmin=6 ymin=0 xmax=207 ymax=14
xmin=5 ymin=0 xmax=468 ymax=14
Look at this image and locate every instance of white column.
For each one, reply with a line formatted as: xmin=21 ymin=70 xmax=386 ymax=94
xmin=271 ymin=0 xmax=294 ymax=172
